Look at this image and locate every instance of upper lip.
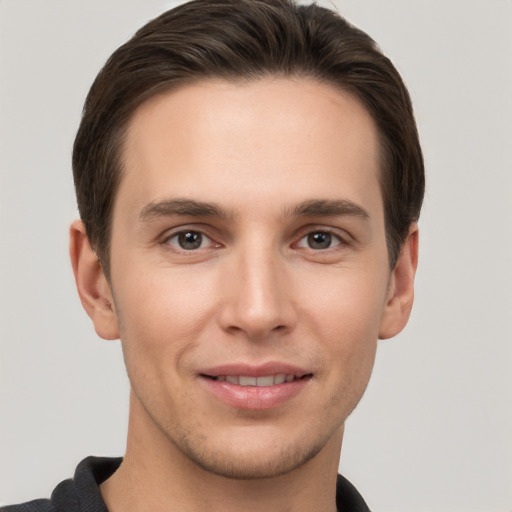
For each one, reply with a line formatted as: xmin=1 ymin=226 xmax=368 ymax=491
xmin=199 ymin=362 xmax=311 ymax=378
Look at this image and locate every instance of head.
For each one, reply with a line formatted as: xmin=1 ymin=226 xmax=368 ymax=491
xmin=72 ymin=0 xmax=424 ymax=280
xmin=70 ymin=0 xmax=423 ymax=482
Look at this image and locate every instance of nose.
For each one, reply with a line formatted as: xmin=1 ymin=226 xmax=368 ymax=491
xmin=218 ymin=245 xmax=298 ymax=341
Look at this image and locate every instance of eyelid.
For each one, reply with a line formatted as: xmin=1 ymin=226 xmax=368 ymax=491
xmin=158 ymin=223 xmax=354 ymax=253
xmin=160 ymin=224 xmax=222 ymax=251
xmin=296 ymin=232 xmax=342 ymax=250
xmin=167 ymin=231 xmax=212 ymax=250
xmin=292 ymin=225 xmax=353 ymax=248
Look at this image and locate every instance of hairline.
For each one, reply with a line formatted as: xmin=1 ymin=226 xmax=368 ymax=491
xmin=96 ymin=73 xmax=398 ymax=281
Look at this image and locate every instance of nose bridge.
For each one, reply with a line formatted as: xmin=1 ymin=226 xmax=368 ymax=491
xmin=220 ymin=235 xmax=296 ymax=339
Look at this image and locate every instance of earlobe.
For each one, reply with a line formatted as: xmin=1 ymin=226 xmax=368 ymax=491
xmin=378 ymin=224 xmax=419 ymax=340
xmin=69 ymin=220 xmax=120 ymax=340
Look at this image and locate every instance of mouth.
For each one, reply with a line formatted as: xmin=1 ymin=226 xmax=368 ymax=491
xmin=202 ymin=373 xmax=312 ymax=386
xmin=199 ymin=364 xmax=312 ymax=410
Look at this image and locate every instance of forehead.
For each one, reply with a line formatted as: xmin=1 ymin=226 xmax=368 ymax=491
xmin=118 ymin=77 xmax=382 ymax=219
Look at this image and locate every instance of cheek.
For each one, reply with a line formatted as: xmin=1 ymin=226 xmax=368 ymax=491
xmin=111 ymin=265 xmax=217 ymax=375
xmin=301 ymin=266 xmax=387 ymax=392
xmin=314 ymin=294 xmax=380 ymax=421
xmin=304 ymin=263 xmax=389 ymax=340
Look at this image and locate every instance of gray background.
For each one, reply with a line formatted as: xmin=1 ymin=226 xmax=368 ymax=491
xmin=1 ymin=1 xmax=511 ymax=510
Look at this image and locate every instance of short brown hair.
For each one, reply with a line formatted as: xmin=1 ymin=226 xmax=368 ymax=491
xmin=73 ymin=0 xmax=424 ymax=277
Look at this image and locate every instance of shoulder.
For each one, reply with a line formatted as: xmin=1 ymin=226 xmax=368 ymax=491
xmin=1 ymin=457 xmax=122 ymax=512
xmin=0 ymin=500 xmax=53 ymax=512
xmin=336 ymin=473 xmax=371 ymax=512
xmin=0 ymin=479 xmax=76 ymax=512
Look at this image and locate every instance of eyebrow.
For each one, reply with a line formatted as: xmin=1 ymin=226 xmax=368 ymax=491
xmin=288 ymin=199 xmax=370 ymax=220
xmin=139 ymin=197 xmax=370 ymax=223
xmin=139 ymin=198 xmax=230 ymax=222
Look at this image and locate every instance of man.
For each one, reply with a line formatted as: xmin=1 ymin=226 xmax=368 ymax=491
xmin=1 ymin=0 xmax=424 ymax=510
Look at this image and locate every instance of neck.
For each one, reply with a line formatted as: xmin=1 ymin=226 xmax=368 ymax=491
xmin=101 ymin=391 xmax=343 ymax=512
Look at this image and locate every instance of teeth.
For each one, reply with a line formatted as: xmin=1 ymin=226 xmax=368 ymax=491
xmin=274 ymin=373 xmax=286 ymax=385
xmin=256 ymin=376 xmax=274 ymax=386
xmin=214 ymin=374 xmax=296 ymax=386
xmin=239 ymin=376 xmax=257 ymax=386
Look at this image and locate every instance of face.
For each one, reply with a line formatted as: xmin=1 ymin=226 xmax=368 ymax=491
xmin=88 ymin=78 xmax=409 ymax=478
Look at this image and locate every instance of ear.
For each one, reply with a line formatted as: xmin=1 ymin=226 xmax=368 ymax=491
xmin=378 ymin=224 xmax=419 ymax=340
xmin=69 ymin=220 xmax=120 ymax=340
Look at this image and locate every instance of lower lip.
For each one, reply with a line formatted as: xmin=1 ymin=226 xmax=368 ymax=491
xmin=201 ymin=376 xmax=311 ymax=410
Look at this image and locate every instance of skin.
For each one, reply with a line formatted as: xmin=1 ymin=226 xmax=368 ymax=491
xmin=70 ymin=77 xmax=418 ymax=512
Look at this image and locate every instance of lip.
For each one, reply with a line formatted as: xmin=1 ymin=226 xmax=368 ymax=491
xmin=200 ymin=362 xmax=310 ymax=378
xmin=199 ymin=362 xmax=312 ymax=410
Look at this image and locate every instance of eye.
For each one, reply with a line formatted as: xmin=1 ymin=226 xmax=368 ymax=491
xmin=166 ymin=230 xmax=212 ymax=251
xmin=297 ymin=231 xmax=342 ymax=250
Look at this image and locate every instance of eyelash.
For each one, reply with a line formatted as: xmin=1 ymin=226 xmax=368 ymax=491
xmin=162 ymin=228 xmax=219 ymax=253
xmin=161 ymin=226 xmax=351 ymax=253
xmin=295 ymin=229 xmax=346 ymax=251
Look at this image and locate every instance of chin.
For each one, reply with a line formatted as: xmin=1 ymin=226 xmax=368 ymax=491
xmin=169 ymin=425 xmax=338 ymax=480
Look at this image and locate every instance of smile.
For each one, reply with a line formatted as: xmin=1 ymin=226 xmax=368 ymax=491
xmin=200 ymin=366 xmax=312 ymax=410
xmin=208 ymin=374 xmax=303 ymax=386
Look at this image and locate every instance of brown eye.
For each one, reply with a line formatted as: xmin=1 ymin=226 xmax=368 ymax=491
xmin=308 ymin=232 xmax=331 ymax=249
xmin=297 ymin=231 xmax=341 ymax=250
xmin=167 ymin=231 xmax=208 ymax=250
